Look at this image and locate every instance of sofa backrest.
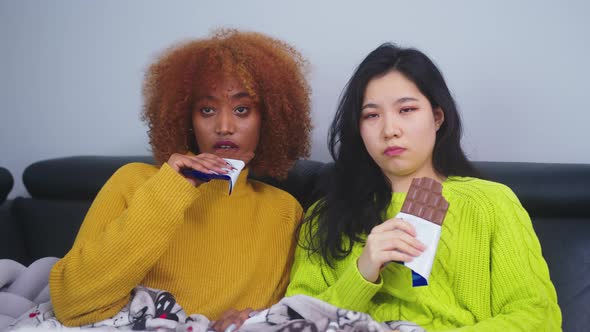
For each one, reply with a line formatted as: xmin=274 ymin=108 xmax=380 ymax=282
xmin=3 ymin=156 xmax=589 ymax=331
xmin=22 ymin=156 xmax=154 ymax=200
xmin=0 ymin=167 xmax=20 ymax=263
xmin=0 ymin=166 xmax=13 ymax=204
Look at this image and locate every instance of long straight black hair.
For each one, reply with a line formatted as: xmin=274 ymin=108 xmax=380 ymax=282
xmin=304 ymin=43 xmax=479 ymax=265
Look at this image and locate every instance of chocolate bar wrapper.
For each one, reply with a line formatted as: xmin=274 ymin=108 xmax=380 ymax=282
xmin=396 ymin=211 xmax=442 ymax=286
xmin=181 ymin=158 xmax=245 ymax=195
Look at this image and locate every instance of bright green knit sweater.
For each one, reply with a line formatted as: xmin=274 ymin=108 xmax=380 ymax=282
xmin=286 ymin=177 xmax=561 ymax=331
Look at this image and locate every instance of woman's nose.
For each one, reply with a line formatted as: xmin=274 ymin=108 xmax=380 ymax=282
xmin=215 ymin=110 xmax=235 ymax=135
xmin=383 ymin=113 xmax=401 ymax=139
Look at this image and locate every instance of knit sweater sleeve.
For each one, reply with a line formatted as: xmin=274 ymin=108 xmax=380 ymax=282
xmin=49 ymin=162 xmax=199 ymax=326
xmin=285 ymin=204 xmax=383 ymax=313
xmin=451 ymin=184 xmax=562 ymax=331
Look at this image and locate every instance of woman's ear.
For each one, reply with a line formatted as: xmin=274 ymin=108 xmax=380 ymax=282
xmin=433 ymin=107 xmax=445 ymax=131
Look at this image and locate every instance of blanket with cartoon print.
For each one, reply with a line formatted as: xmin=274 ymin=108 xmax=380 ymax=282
xmin=1 ymin=259 xmax=424 ymax=332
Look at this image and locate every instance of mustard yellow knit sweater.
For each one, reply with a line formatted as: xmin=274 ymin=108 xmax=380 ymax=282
xmin=49 ymin=162 xmax=302 ymax=326
xmin=286 ymin=177 xmax=561 ymax=331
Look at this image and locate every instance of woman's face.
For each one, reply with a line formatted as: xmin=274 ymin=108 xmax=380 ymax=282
xmin=359 ymin=70 xmax=444 ymax=187
xmin=191 ymin=75 xmax=261 ymax=163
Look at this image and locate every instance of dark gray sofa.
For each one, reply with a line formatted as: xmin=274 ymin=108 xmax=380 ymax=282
xmin=0 ymin=156 xmax=589 ymax=331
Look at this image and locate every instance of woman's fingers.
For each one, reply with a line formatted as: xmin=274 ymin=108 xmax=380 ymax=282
xmin=188 ymin=155 xmax=230 ymax=174
xmin=211 ymin=309 xmax=235 ymax=331
xmin=169 ymin=153 xmax=229 ymax=174
xmin=368 ymin=228 xmax=425 ymax=253
xmin=167 ymin=151 xmax=255 ymax=187
xmin=384 ymin=248 xmax=416 ymax=263
xmin=366 ymin=234 xmax=420 ymax=262
xmin=233 ymin=308 xmax=253 ymax=329
xmin=371 ymin=218 xmax=417 ymax=237
xmin=358 ymin=219 xmax=428 ymax=282
xmin=381 ymin=239 xmax=423 ymax=258
xmin=166 ymin=153 xmax=191 ymax=172
xmin=211 ymin=308 xmax=254 ymax=332
xmin=378 ymin=230 xmax=426 ymax=253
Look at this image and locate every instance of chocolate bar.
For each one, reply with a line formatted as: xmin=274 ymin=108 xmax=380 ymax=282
xmin=395 ymin=177 xmax=449 ymax=287
xmin=401 ymin=177 xmax=449 ymax=225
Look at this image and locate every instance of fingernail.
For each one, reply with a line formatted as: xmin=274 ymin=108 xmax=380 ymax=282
xmin=248 ymin=310 xmax=260 ymax=318
xmin=225 ymin=324 xmax=237 ymax=332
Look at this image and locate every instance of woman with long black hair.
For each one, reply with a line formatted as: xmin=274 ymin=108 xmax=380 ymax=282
xmin=286 ymin=43 xmax=560 ymax=331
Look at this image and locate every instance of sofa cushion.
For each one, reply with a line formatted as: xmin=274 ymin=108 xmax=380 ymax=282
xmin=0 ymin=201 xmax=29 ymax=264
xmin=532 ymin=216 xmax=590 ymax=332
xmin=0 ymin=167 xmax=14 ymax=204
xmin=11 ymin=198 xmax=91 ymax=262
xmin=474 ymin=161 xmax=590 ymax=218
xmin=23 ymin=156 xmax=154 ymax=200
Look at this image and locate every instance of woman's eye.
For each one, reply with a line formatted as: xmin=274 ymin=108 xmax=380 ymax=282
xmin=200 ymin=107 xmax=215 ymax=115
xmin=400 ymin=107 xmax=417 ymax=113
xmin=363 ymin=113 xmax=378 ymax=119
xmin=234 ymin=106 xmax=249 ymax=115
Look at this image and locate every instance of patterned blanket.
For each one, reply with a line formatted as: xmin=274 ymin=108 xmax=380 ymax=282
xmin=1 ymin=259 xmax=424 ymax=332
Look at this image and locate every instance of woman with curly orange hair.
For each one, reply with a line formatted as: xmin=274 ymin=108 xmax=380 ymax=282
xmin=49 ymin=29 xmax=312 ymax=329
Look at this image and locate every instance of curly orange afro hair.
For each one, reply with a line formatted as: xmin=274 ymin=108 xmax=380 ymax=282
xmin=142 ymin=29 xmax=312 ymax=179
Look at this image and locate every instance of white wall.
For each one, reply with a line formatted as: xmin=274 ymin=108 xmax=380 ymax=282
xmin=1 ymin=0 xmax=589 ymax=198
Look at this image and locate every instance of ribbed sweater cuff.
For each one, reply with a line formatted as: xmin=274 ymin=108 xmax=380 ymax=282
xmin=333 ymin=259 xmax=383 ymax=310
xmin=136 ymin=163 xmax=201 ymax=215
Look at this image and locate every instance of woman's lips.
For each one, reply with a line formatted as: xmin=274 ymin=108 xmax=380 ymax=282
xmin=214 ymin=141 xmax=239 ymax=150
xmin=384 ymin=146 xmax=406 ymax=156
